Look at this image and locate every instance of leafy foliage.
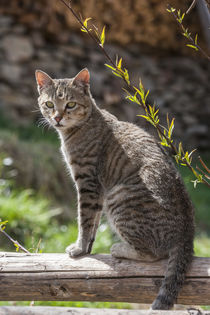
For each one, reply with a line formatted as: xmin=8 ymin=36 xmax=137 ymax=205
xmin=65 ymin=1 xmax=210 ymax=188
xmin=167 ymin=5 xmax=210 ymax=59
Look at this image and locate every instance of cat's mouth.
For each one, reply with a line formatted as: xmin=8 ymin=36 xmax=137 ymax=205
xmin=55 ymin=123 xmax=64 ymax=128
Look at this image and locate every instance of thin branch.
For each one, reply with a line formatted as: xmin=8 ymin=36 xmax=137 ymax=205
xmin=196 ymin=165 xmax=210 ymax=180
xmin=58 ymin=0 xmax=210 ymax=188
xmin=186 ymin=0 xmax=197 ymax=14
xmin=58 ymin=1 xmax=177 ymax=151
xmin=198 ymin=156 xmax=210 ymax=173
xmin=168 ymin=4 xmax=210 ymax=60
xmin=0 ymin=228 xmax=30 ymax=254
xmin=59 ymin=0 xmax=115 ymax=68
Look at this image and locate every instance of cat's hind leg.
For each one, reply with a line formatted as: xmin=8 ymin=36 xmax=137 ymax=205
xmin=111 ymin=242 xmax=160 ymax=262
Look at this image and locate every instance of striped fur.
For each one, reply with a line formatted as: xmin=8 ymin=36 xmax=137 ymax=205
xmin=36 ymin=69 xmax=195 ymax=310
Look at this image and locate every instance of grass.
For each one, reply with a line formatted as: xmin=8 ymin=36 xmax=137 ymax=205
xmin=0 ymin=301 xmax=132 ymax=309
xmin=194 ymin=235 xmax=210 ymax=257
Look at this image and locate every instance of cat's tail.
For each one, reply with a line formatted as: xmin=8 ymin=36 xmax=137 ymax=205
xmin=151 ymin=235 xmax=194 ymax=310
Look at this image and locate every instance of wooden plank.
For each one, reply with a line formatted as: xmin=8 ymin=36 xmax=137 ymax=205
xmin=0 ymin=252 xmax=209 ymax=277
xmin=0 ymin=306 xmax=207 ymax=315
xmin=0 ymin=253 xmax=210 ymax=305
xmin=1 ymin=274 xmax=210 ymax=304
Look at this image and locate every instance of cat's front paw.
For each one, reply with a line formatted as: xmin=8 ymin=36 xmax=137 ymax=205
xmin=65 ymin=243 xmax=87 ymax=257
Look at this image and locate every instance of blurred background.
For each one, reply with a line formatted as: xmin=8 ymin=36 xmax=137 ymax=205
xmin=0 ymin=0 xmax=210 ymax=309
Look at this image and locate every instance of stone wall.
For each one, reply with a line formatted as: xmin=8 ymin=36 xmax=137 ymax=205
xmin=0 ymin=2 xmax=209 ymax=151
xmin=0 ymin=0 xmax=207 ymax=54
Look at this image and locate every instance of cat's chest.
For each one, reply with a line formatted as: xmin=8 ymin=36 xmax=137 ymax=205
xmin=61 ymin=144 xmax=97 ymax=180
xmin=61 ymin=145 xmax=76 ymax=178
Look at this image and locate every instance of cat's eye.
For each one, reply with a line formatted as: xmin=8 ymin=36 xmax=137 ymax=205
xmin=66 ymin=102 xmax=76 ymax=109
xmin=46 ymin=101 xmax=54 ymax=108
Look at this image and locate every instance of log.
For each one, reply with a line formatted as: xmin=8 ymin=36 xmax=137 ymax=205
xmin=0 ymin=306 xmax=208 ymax=315
xmin=0 ymin=252 xmax=210 ymax=305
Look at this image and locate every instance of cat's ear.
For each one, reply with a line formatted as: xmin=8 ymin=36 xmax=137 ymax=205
xmin=73 ymin=68 xmax=90 ymax=87
xmin=35 ymin=70 xmax=53 ymax=93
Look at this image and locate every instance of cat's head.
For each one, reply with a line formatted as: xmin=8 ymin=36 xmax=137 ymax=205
xmin=35 ymin=68 xmax=93 ymax=130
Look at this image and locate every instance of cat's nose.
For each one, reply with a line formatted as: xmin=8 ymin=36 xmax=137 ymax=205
xmin=54 ymin=115 xmax=62 ymax=123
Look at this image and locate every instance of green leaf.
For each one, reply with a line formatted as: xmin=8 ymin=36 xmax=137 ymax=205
xmin=14 ymin=243 xmax=20 ymax=252
xmin=139 ymin=80 xmax=144 ymax=93
xmin=105 ymin=64 xmax=116 ymax=71
xmin=81 ymin=28 xmax=88 ymax=33
xmin=133 ymin=86 xmax=141 ymax=96
xmin=167 ymin=7 xmax=176 ymax=13
xmin=0 ymin=220 xmax=8 ymax=227
xmin=195 ymin=34 xmax=198 ymax=45
xmin=112 ymin=70 xmax=123 ymax=78
xmin=186 ymin=44 xmax=199 ymax=51
xmin=81 ymin=18 xmax=92 ymax=33
xmin=192 ymin=176 xmax=203 ymax=188
xmin=168 ymin=118 xmax=175 ymax=140
xmin=161 ymin=141 xmax=170 ymax=147
xmin=145 ymin=90 xmax=150 ymax=101
xmin=123 ymin=68 xmax=130 ymax=85
xmin=100 ymin=26 xmax=106 ymax=47
xmin=138 ymin=115 xmax=153 ymax=125
xmin=174 ymin=154 xmax=180 ymax=164
xmin=125 ymin=91 xmax=140 ymax=104
xmin=178 ymin=142 xmax=184 ymax=155
xmin=83 ymin=18 xmax=91 ymax=27
xmin=117 ymin=58 xmax=122 ymax=70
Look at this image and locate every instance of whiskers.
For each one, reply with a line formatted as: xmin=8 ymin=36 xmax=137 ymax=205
xmin=31 ymin=105 xmax=41 ymax=113
xmin=37 ymin=117 xmax=51 ymax=132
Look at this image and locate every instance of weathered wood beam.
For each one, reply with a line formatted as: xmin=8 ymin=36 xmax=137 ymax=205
xmin=0 ymin=252 xmax=210 ymax=305
xmin=0 ymin=306 xmax=208 ymax=315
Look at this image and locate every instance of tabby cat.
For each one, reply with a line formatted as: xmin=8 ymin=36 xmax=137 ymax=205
xmin=35 ymin=68 xmax=194 ymax=310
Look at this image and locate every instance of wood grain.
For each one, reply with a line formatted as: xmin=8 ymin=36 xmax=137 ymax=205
xmin=0 ymin=253 xmax=210 ymax=305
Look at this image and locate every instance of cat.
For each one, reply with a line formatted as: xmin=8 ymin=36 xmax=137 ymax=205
xmin=35 ymin=68 xmax=194 ymax=310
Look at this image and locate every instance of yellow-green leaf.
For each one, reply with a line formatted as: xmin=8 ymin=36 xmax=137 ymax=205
xmin=112 ymin=70 xmax=123 ymax=78
xmin=100 ymin=26 xmax=106 ymax=47
xmin=0 ymin=220 xmax=8 ymax=227
xmin=81 ymin=18 xmax=92 ymax=33
xmin=83 ymin=17 xmax=91 ymax=28
xmin=186 ymin=44 xmax=199 ymax=51
xmin=105 ymin=64 xmax=116 ymax=71
xmin=195 ymin=34 xmax=198 ymax=45
xmin=14 ymin=243 xmax=20 ymax=252
xmin=124 ymin=68 xmax=130 ymax=85
xmin=116 ymin=58 xmax=122 ymax=69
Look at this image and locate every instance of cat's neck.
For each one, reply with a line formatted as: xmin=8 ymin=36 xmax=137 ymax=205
xmin=57 ymin=102 xmax=104 ymax=146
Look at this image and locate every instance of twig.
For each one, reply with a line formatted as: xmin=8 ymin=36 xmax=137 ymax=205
xmin=0 ymin=228 xmax=30 ymax=254
xmin=168 ymin=4 xmax=210 ymax=60
xmin=59 ymin=0 xmax=176 ymax=150
xmin=58 ymin=0 xmax=210 ymax=188
xmin=196 ymin=156 xmax=210 ymax=181
xmin=196 ymin=165 xmax=210 ymax=180
xmin=59 ymin=0 xmax=115 ymax=68
xmin=186 ymin=0 xmax=197 ymax=14
xmin=198 ymin=156 xmax=210 ymax=173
